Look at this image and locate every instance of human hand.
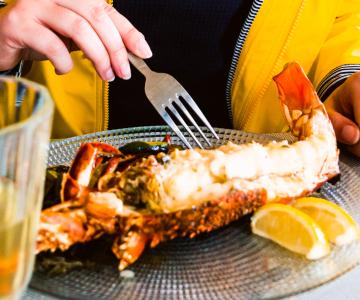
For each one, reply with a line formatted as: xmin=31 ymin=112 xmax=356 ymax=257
xmin=324 ymin=72 xmax=360 ymax=156
xmin=0 ymin=0 xmax=152 ymax=80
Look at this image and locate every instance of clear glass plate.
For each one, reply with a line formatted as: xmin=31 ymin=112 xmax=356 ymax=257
xmin=29 ymin=126 xmax=360 ymax=300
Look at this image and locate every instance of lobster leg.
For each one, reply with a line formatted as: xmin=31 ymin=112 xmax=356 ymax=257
xmin=112 ymin=230 xmax=148 ymax=271
xmin=36 ymin=202 xmax=100 ymax=253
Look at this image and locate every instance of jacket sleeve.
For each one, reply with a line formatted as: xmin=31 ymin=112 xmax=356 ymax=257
xmin=311 ymin=0 xmax=360 ymax=101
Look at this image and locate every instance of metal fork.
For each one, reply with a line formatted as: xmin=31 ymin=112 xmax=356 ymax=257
xmin=128 ymin=53 xmax=219 ymax=149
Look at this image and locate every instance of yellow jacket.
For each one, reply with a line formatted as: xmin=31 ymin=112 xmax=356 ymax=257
xmin=25 ymin=0 xmax=360 ymax=138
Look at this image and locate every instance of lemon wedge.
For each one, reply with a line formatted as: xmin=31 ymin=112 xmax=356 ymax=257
xmin=293 ymin=197 xmax=360 ymax=246
xmin=251 ymin=203 xmax=330 ymax=259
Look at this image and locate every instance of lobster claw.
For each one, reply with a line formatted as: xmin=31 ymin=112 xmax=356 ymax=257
xmin=61 ymin=142 xmax=121 ymax=202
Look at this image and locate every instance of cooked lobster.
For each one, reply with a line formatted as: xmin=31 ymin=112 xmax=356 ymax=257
xmin=37 ymin=62 xmax=340 ymax=270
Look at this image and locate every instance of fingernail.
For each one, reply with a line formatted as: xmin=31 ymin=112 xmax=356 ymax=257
xmin=341 ymin=125 xmax=360 ymax=145
xmin=105 ymin=69 xmax=115 ymax=82
xmin=136 ymin=37 xmax=152 ymax=58
xmin=120 ymin=63 xmax=131 ymax=80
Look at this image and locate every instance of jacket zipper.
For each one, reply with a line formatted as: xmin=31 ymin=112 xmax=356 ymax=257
xmin=225 ymin=0 xmax=264 ymax=125
xmin=102 ymin=0 xmax=114 ymax=131
xmin=103 ymin=80 xmax=110 ymax=130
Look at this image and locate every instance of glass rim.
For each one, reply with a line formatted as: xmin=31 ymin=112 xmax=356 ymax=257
xmin=0 ymin=76 xmax=54 ymax=136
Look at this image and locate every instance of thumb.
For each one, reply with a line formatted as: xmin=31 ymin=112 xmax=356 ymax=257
xmin=327 ymin=109 xmax=360 ymax=145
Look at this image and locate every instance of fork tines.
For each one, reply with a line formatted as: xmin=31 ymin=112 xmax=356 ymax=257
xmin=162 ymin=92 xmax=219 ymax=149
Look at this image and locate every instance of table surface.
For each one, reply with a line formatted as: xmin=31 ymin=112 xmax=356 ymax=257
xmin=23 ymin=151 xmax=360 ymax=300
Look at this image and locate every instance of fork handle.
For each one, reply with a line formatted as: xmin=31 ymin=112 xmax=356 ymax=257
xmin=128 ymin=53 xmax=152 ymax=77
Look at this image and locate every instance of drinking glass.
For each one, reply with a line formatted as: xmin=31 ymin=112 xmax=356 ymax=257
xmin=0 ymin=76 xmax=54 ymax=299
